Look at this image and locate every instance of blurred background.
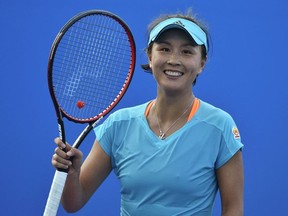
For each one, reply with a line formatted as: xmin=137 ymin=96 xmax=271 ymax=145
xmin=0 ymin=0 xmax=287 ymax=215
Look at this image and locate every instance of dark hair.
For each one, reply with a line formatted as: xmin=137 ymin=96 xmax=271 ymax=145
xmin=141 ymin=9 xmax=210 ymax=85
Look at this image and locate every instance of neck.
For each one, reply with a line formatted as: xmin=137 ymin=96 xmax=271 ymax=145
xmin=153 ymin=97 xmax=195 ymax=140
xmin=155 ymin=95 xmax=195 ymax=121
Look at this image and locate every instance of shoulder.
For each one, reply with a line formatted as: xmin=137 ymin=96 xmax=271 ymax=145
xmin=95 ymin=101 xmax=150 ymax=140
xmin=196 ymin=100 xmax=237 ymax=130
xmin=107 ymin=101 xmax=150 ymax=122
xmin=198 ymin=100 xmax=233 ymax=118
xmin=106 ymin=102 xmax=149 ymax=123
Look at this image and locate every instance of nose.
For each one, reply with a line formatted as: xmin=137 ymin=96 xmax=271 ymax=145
xmin=167 ymin=52 xmax=181 ymax=65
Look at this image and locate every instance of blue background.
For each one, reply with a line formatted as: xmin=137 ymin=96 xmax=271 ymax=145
xmin=1 ymin=0 xmax=287 ymax=215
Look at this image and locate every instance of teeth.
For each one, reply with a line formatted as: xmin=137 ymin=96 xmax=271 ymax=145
xmin=165 ymin=71 xmax=182 ymax=77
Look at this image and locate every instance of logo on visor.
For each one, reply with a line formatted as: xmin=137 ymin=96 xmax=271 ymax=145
xmin=173 ymin=20 xmax=185 ymax=27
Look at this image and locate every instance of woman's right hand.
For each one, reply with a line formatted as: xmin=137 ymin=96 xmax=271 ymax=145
xmin=52 ymin=137 xmax=83 ymax=175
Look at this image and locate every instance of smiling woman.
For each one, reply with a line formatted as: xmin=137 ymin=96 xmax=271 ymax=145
xmin=141 ymin=12 xmax=209 ymax=87
xmin=148 ymin=28 xmax=205 ymax=97
xmin=138 ymin=11 xmax=243 ymax=215
xmin=51 ymin=9 xmax=244 ymax=216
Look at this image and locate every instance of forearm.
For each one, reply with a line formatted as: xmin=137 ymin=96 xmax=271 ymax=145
xmin=59 ymin=141 xmax=112 ymax=213
xmin=222 ymin=204 xmax=243 ymax=216
xmin=218 ymin=151 xmax=244 ymax=216
xmin=222 ymin=209 xmax=243 ymax=216
xmin=61 ymin=171 xmax=85 ymax=213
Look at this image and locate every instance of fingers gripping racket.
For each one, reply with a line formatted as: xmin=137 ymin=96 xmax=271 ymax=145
xmin=43 ymin=10 xmax=136 ymax=216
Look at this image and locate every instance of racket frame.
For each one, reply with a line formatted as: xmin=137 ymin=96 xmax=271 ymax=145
xmin=44 ymin=10 xmax=136 ymax=216
xmin=47 ymin=10 xmax=136 ymax=125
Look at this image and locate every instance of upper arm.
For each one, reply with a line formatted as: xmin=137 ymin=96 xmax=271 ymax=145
xmin=216 ymin=150 xmax=244 ymax=216
xmin=79 ymin=140 xmax=112 ymax=204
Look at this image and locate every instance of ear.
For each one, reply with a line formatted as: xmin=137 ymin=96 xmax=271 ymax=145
xmin=148 ymin=53 xmax=152 ymax=68
xmin=198 ymin=56 xmax=207 ymax=75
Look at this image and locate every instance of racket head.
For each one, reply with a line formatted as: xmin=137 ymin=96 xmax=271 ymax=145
xmin=48 ymin=10 xmax=136 ymax=123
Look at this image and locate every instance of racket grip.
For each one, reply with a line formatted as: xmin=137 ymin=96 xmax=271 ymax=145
xmin=43 ymin=170 xmax=68 ymax=216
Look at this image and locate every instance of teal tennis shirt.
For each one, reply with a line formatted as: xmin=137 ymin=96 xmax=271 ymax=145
xmin=95 ymin=99 xmax=243 ymax=216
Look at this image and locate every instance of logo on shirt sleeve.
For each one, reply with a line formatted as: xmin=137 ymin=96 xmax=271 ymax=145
xmin=232 ymin=127 xmax=240 ymax=139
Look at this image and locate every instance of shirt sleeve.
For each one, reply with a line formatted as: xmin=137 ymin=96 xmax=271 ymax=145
xmin=94 ymin=115 xmax=114 ymax=157
xmin=215 ymin=113 xmax=243 ymax=169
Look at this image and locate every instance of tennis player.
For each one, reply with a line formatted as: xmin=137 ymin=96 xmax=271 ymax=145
xmin=52 ymin=9 xmax=244 ymax=216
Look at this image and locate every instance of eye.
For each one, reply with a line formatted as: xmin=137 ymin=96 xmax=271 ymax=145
xmin=154 ymin=43 xmax=171 ymax=53
xmin=161 ymin=47 xmax=170 ymax=52
xmin=156 ymin=45 xmax=170 ymax=52
xmin=182 ymin=49 xmax=193 ymax=55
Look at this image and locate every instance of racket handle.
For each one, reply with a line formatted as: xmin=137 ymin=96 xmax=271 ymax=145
xmin=43 ymin=170 xmax=68 ymax=216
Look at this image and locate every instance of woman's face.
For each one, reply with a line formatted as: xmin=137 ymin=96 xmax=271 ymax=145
xmin=149 ymin=28 xmax=206 ymax=95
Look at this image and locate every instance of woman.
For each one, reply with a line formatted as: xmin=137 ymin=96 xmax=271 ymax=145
xmin=52 ymin=10 xmax=244 ymax=216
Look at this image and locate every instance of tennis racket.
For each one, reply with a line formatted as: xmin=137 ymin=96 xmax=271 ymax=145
xmin=43 ymin=10 xmax=136 ymax=216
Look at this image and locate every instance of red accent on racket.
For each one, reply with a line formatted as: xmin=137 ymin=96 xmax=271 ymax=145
xmin=77 ymin=100 xmax=85 ymax=109
xmin=43 ymin=10 xmax=135 ymax=216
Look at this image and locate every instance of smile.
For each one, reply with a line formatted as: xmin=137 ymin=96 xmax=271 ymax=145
xmin=164 ymin=70 xmax=183 ymax=77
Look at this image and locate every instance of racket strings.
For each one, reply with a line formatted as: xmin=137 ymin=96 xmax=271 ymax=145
xmin=52 ymin=14 xmax=134 ymax=121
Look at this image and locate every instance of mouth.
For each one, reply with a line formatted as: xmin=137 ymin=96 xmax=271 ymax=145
xmin=164 ymin=70 xmax=183 ymax=77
